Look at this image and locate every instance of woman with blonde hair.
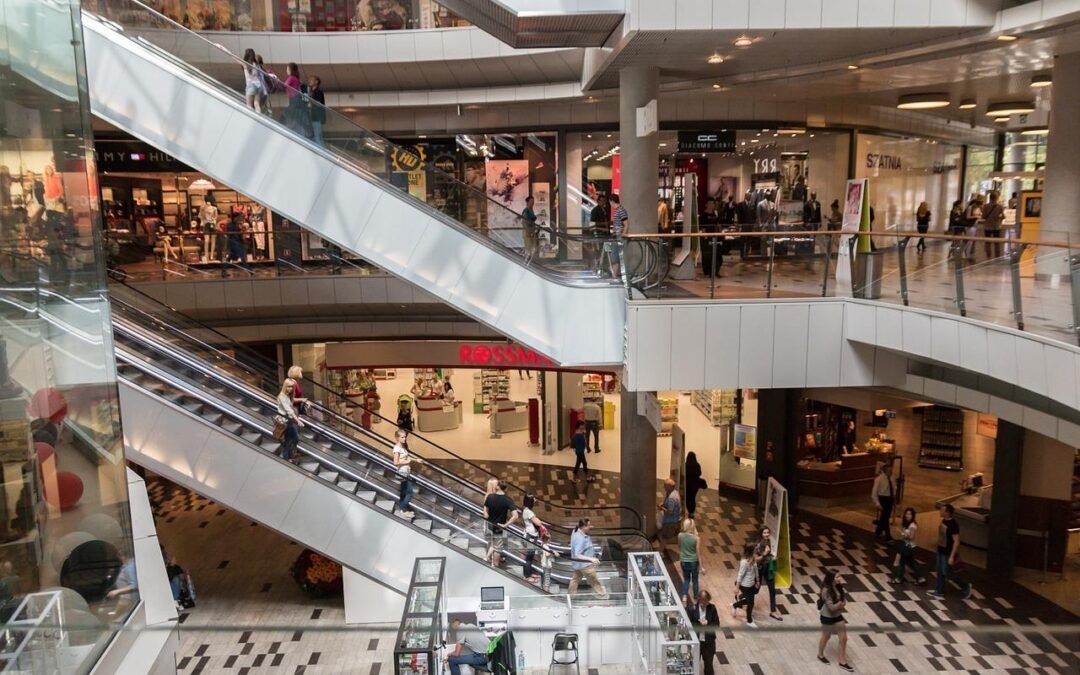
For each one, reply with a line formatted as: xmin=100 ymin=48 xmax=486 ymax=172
xmin=678 ymin=518 xmax=701 ymax=608
xmin=277 ymin=378 xmax=304 ymax=462
xmin=286 ymin=365 xmax=309 ymax=414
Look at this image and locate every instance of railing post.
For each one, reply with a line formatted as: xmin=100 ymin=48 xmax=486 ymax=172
xmin=820 ymin=233 xmax=833 ymax=297
xmin=1069 ymin=243 xmax=1080 ymax=346
xmin=709 ymin=238 xmax=718 ymax=300
xmin=953 ymin=256 xmax=968 ymax=318
xmin=1009 ymin=243 xmax=1027 ymax=331
xmin=847 ymin=236 xmax=857 ymax=295
xmin=897 ymin=236 xmax=911 ymax=306
xmin=765 ymin=235 xmax=776 ymax=298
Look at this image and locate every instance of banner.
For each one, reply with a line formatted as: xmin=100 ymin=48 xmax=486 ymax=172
xmin=733 ymin=423 xmax=757 ymax=460
xmin=763 ymin=477 xmax=792 ymax=589
xmin=485 ymin=159 xmax=529 ymax=249
xmin=836 ymin=178 xmax=869 ymax=292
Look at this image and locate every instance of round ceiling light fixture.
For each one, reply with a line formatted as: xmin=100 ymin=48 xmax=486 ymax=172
xmin=1030 ymin=74 xmax=1052 ymax=88
xmin=986 ymin=100 xmax=1036 ymax=116
xmin=1020 ymin=126 xmax=1049 ymax=136
xmin=897 ymin=93 xmax=951 ymax=110
xmin=734 ymin=36 xmax=753 ymax=47
xmin=707 ymin=53 xmax=724 ymax=64
xmin=957 ymin=99 xmax=977 ymax=110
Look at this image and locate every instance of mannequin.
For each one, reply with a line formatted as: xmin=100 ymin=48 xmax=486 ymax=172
xmin=803 ymin=191 xmax=822 ymax=227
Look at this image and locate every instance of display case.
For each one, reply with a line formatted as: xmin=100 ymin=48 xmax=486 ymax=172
xmin=919 ymin=406 xmax=964 ymax=471
xmin=627 ymin=552 xmax=698 ymax=675
xmin=582 ymin=374 xmax=604 ymax=403
xmin=691 ymin=389 xmax=736 ymax=427
xmin=394 ymin=557 xmax=447 ymax=675
xmin=658 ymin=396 xmax=679 ymax=436
xmin=474 ymin=370 xmax=510 ymax=414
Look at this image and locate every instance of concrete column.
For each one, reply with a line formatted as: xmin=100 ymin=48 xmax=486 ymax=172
xmin=755 ymin=389 xmax=802 ymax=507
xmin=618 ymin=66 xmax=659 ymax=234
xmin=988 ymin=420 xmax=1024 ymax=578
xmin=566 ymin=132 xmax=584 ymax=259
xmin=1038 ymin=52 xmax=1080 ymax=277
xmin=620 ymin=387 xmax=657 ymax=534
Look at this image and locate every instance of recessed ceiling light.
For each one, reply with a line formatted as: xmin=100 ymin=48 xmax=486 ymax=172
xmin=897 ymin=93 xmax=950 ymax=110
xmin=734 ymin=36 xmax=754 ymax=47
xmin=996 ymin=34 xmax=1018 ymax=42
xmin=1020 ymin=126 xmax=1049 ymax=136
xmin=1030 ymin=74 xmax=1052 ymax=88
xmin=712 ymin=84 xmax=721 ymax=89
xmin=847 ymin=64 xmax=859 ymax=70
xmin=993 ymin=116 xmax=1010 ymax=124
xmin=777 ymin=128 xmax=806 ymax=135
xmin=659 ymin=143 xmax=667 ymax=147
xmin=957 ymin=99 xmax=977 ymax=110
xmin=750 ymin=139 xmax=759 ymax=143
xmin=986 ymin=100 xmax=1035 ymax=116
xmin=707 ymin=53 xmax=724 ymax=64
xmin=606 ymin=134 xmax=612 ymax=138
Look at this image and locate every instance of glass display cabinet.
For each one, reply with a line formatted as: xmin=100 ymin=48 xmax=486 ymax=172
xmin=627 ymin=552 xmax=698 ymax=675
xmin=394 ymin=557 xmax=446 ymax=675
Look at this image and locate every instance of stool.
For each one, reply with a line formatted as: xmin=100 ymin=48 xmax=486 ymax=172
xmin=548 ymin=633 xmax=580 ymax=675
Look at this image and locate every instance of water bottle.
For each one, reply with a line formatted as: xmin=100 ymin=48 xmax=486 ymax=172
xmin=516 ymin=647 xmax=526 ymax=671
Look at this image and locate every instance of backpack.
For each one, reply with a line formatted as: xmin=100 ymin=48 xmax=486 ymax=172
xmin=486 ymin=630 xmax=517 ymax=674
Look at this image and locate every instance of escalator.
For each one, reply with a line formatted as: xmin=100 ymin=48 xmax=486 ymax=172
xmin=108 ymin=282 xmax=648 ymax=598
xmin=81 ymin=0 xmax=626 ymax=368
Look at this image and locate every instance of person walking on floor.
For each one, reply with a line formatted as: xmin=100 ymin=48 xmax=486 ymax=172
xmin=756 ymin=526 xmax=782 ymax=621
xmin=483 ymin=481 xmax=519 ymax=567
xmin=568 ymin=518 xmax=608 ymax=599
xmin=678 ymin=518 xmax=702 ymax=609
xmin=582 ymin=399 xmax=602 ymax=453
xmin=930 ymin=504 xmax=972 ymax=599
xmin=520 ymin=195 xmax=539 ymax=261
xmin=731 ymin=543 xmax=759 ymax=628
xmin=817 ymin=569 xmax=853 ymax=671
xmin=695 ymin=590 xmax=720 ymax=675
xmin=306 ymin=75 xmax=326 ymax=146
xmin=980 ymin=190 xmax=1006 ymax=260
xmin=685 ymin=451 xmax=704 ymax=518
xmin=889 ymin=507 xmax=927 ymax=585
xmin=657 ymin=478 xmax=682 ymax=546
xmin=915 ymin=201 xmax=931 ymax=254
xmin=872 ymin=461 xmax=895 ymax=541
xmin=962 ymin=195 xmax=983 ymax=261
xmin=571 ymin=421 xmax=592 ymax=480
xmin=392 ymin=428 xmax=422 ymax=518
xmin=276 ymin=377 xmax=303 ymax=462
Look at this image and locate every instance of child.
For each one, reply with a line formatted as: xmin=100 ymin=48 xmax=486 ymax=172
xmin=572 ymin=421 xmax=592 ymax=480
xmin=538 ymin=528 xmax=558 ymax=591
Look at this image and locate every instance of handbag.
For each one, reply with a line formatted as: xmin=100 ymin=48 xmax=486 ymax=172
xmin=272 ymin=414 xmax=288 ymax=440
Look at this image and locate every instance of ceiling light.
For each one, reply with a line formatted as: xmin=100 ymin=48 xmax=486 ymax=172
xmin=897 ymin=93 xmax=950 ymax=110
xmin=986 ymin=101 xmax=1035 ymax=116
xmin=1020 ymin=126 xmax=1049 ymax=136
xmin=993 ymin=117 xmax=1009 ymax=124
xmin=707 ymin=53 xmax=724 ymax=64
xmin=996 ymin=34 xmax=1018 ymax=42
xmin=1008 ymin=141 xmax=1037 ymax=147
xmin=1030 ymin=74 xmax=1052 ymax=88
xmin=847 ymin=64 xmax=859 ymax=70
xmin=777 ymin=128 xmax=806 ymax=135
xmin=659 ymin=143 xmax=667 ymax=147
xmin=957 ymin=99 xmax=976 ymax=110
xmin=734 ymin=36 xmax=753 ymax=47
xmin=712 ymin=84 xmax=721 ymax=89
xmin=750 ymin=139 xmax=759 ymax=143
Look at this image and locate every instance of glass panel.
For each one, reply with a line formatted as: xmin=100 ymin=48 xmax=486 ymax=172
xmin=406 ymin=585 xmax=438 ymax=614
xmin=414 ymin=558 xmax=443 ymax=584
xmin=400 ymin=616 xmax=434 ymax=649
xmin=0 ymin=0 xmax=137 ymax=671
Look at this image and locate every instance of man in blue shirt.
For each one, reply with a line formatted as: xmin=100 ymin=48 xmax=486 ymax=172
xmin=571 ymin=421 xmax=592 ymax=481
xmin=568 ymin=518 xmax=608 ymax=598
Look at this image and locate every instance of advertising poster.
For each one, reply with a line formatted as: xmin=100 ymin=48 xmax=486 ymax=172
xmin=841 ymin=179 xmax=865 ymax=233
xmin=1019 ymin=190 xmax=1042 ymax=277
xmin=763 ymin=477 xmax=792 ymax=589
xmin=733 ymin=423 xmax=757 ymax=460
xmin=406 ymin=170 xmax=426 ymax=202
xmin=777 ymin=200 xmax=804 ymax=226
xmin=485 ymin=160 xmax=529 ymax=249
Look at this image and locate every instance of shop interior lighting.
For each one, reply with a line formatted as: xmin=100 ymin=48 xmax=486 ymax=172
xmin=996 ymin=34 xmax=1018 ymax=42
xmin=993 ymin=117 xmax=1009 ymax=123
xmin=896 ymin=93 xmax=951 ymax=110
xmin=986 ymin=101 xmax=1036 ymax=116
xmin=1020 ymin=126 xmax=1049 ymax=135
xmin=777 ymin=128 xmax=806 ymax=135
xmin=957 ymin=99 xmax=977 ymax=110
xmin=707 ymin=53 xmax=724 ymax=64
xmin=189 ymin=178 xmax=216 ymax=191
xmin=1030 ymin=74 xmax=1052 ymax=88
xmin=734 ymin=36 xmax=753 ymax=47
xmin=847 ymin=64 xmax=859 ymax=70
xmin=713 ymin=84 xmax=721 ymax=89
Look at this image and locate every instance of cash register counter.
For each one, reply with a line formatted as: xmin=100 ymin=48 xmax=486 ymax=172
xmin=797 ymin=452 xmax=893 ymax=505
xmin=446 ymin=594 xmax=634 ymax=670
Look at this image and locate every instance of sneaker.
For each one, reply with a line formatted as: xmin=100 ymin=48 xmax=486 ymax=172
xmin=745 ymin=622 xmax=758 ymax=629
xmin=888 ymin=577 xmax=902 ymax=584
xmin=916 ymin=578 xmax=927 ymax=585
xmin=962 ymin=586 xmax=973 ymax=600
xmin=817 ymin=656 xmax=830 ymax=665
xmin=928 ymin=590 xmax=945 ymax=599
xmin=838 ymin=663 xmax=854 ymax=672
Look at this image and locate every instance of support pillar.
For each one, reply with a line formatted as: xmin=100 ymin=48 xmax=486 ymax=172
xmin=620 ymin=387 xmax=657 ymax=534
xmin=618 ymin=66 xmax=659 ymax=233
xmin=755 ymin=390 xmax=802 ymax=507
xmin=1038 ymin=52 xmax=1080 ymax=277
xmin=988 ymin=420 xmax=1024 ymax=577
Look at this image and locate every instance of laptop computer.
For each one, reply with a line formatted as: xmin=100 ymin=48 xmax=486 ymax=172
xmin=479 ymin=586 xmax=505 ymax=611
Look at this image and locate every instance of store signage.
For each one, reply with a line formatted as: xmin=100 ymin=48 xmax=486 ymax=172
xmin=865 ymin=153 xmax=902 ymax=170
xmin=95 ymin=141 xmax=190 ymax=172
xmin=458 ymin=344 xmax=554 ymax=367
xmin=753 ymin=157 xmax=778 ymax=173
xmin=677 ymin=130 xmax=736 ymax=153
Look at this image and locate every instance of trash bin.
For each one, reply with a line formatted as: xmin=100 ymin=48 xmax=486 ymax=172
xmin=852 ymin=249 xmax=885 ymax=299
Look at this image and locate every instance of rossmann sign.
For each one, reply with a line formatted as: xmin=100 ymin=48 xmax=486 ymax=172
xmin=323 ymin=340 xmax=558 ymax=369
xmin=459 ymin=344 xmax=555 ymax=367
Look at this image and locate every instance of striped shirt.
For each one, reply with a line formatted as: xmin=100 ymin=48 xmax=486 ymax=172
xmin=613 ymin=204 xmax=629 ymax=236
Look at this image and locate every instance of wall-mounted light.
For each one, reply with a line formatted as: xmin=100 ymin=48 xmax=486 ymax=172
xmin=1030 ymin=74 xmax=1052 ymax=88
xmin=897 ymin=93 xmax=950 ymax=110
xmin=986 ymin=101 xmax=1035 ymax=116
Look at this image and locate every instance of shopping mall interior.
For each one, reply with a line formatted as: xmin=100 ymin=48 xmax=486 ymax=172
xmin=2 ymin=0 xmax=1080 ymax=673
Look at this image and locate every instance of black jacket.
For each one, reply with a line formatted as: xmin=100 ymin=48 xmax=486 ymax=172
xmin=697 ymin=603 xmax=720 ymax=644
xmin=309 ymin=88 xmax=326 ymax=124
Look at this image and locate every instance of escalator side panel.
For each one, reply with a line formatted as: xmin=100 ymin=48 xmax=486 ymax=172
xmin=83 ymin=18 xmax=625 ymax=367
xmin=118 ymin=379 xmax=539 ymax=598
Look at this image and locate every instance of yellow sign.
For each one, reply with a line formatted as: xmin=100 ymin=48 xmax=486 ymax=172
xmin=390 ymin=145 xmax=426 ymax=173
xmin=1019 ymin=190 xmax=1041 ymax=278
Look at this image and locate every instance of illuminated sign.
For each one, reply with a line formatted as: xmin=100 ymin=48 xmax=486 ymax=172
xmin=677 ymin=130 xmax=736 ymax=153
xmin=459 ymin=344 xmax=554 ymax=367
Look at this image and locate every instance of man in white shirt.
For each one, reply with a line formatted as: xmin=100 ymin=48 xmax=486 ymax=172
xmin=582 ymin=400 xmax=602 ymax=453
xmin=871 ymin=461 xmax=895 ymax=541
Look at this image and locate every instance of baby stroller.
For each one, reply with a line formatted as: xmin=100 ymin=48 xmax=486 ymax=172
xmin=396 ymin=394 xmax=413 ymax=432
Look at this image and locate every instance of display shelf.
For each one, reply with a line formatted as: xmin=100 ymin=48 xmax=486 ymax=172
xmin=582 ymin=374 xmax=604 ymax=403
xmin=691 ymin=389 xmax=736 ymax=427
xmin=658 ymin=396 xmax=679 ymax=436
xmin=919 ymin=406 xmax=964 ymax=471
xmin=473 ymin=369 xmax=510 ymax=414
xmin=371 ymin=368 xmax=397 ymax=381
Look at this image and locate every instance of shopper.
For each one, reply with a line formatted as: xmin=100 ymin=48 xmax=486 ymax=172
xmin=520 ymin=493 xmax=545 ymax=582
xmin=538 ymin=528 xmax=558 ymax=591
xmin=731 ymin=543 xmax=759 ymax=628
xmin=164 ymin=549 xmax=195 ymax=611
xmin=678 ymin=518 xmax=701 ymax=608
xmin=609 ymin=192 xmax=628 ymax=276
xmin=684 ymin=451 xmax=704 ymax=518
xmin=276 ymin=377 xmax=303 ymax=462
xmin=483 ymin=481 xmax=519 ymax=567
xmin=283 ymin=63 xmax=311 ymax=138
xmin=981 ymin=190 xmax=1005 ymax=259
xmin=446 ymin=618 xmax=491 ymax=675
xmin=571 ymin=420 xmax=590 ymax=479
xmin=307 ymin=75 xmax=326 ymax=146
xmin=827 ymin=200 xmax=842 ymax=229
xmin=695 ymin=590 xmax=720 ymax=675
xmin=871 ymin=461 xmax=895 ymax=541
xmin=915 ymin=201 xmax=931 ymax=254
xmin=947 ymin=199 xmax=965 ymax=260
xmin=930 ymin=504 xmax=972 ymax=599
xmin=756 ymin=527 xmax=781 ymax=621
xmin=392 ymin=428 xmax=422 ymax=518
xmin=568 ymin=518 xmax=608 ymax=599
xmin=657 ymin=478 xmax=682 ymax=545
xmin=255 ymin=55 xmax=276 ymax=116
xmin=817 ymin=570 xmax=853 ymax=671
xmin=582 ymin=399 xmax=602 ymax=453
xmin=962 ymin=195 xmax=983 ymax=261
xmin=222 ymin=212 xmax=251 ymax=274
xmin=441 ymin=380 xmax=456 ymax=405
xmin=700 ymin=198 xmax=721 ymax=277
xmin=520 ymin=195 xmax=539 ymax=260
xmin=587 ymin=194 xmax=610 ymax=270
xmin=241 ymin=48 xmax=264 ymax=113
xmin=889 ymin=507 xmax=927 ymax=585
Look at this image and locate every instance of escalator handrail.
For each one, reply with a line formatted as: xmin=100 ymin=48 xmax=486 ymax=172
xmin=108 ymin=283 xmax=647 ymax=533
xmin=84 ymin=1 xmax=620 ymax=289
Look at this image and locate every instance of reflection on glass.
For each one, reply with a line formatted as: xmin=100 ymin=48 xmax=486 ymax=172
xmin=407 ymin=585 xmax=437 ymax=615
xmin=400 ymin=617 xmax=434 ymax=650
xmin=0 ymin=0 xmax=137 ymax=672
xmin=414 ymin=558 xmax=442 ymax=583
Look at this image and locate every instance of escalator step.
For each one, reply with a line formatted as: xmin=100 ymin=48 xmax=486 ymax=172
xmin=163 ymin=392 xmax=184 ymax=403
xmin=318 ymin=471 xmax=339 ymax=483
xmin=221 ymin=422 xmax=242 ymax=434
xmin=431 ymin=529 xmax=451 ymax=541
xmin=240 ymin=431 xmax=262 ymax=444
xmin=375 ymin=499 xmax=394 ymax=512
xmin=413 ymin=519 xmax=433 ymax=531
xmin=357 ymin=491 xmax=376 ymax=502
xmin=468 ymin=547 xmax=487 ymax=559
xmin=299 ymin=462 xmax=320 ymax=473
xmin=181 ymin=400 xmax=204 ymax=414
xmin=337 ymin=480 xmax=357 ymax=492
xmin=449 ymin=535 xmax=470 ymax=549
xmin=205 ymin=414 xmax=224 ymax=425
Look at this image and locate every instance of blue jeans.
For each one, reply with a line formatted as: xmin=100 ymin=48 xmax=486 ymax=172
xmin=448 ymin=651 xmax=488 ymax=675
xmin=312 ymin=121 xmax=324 ymax=146
xmin=169 ymin=575 xmax=182 ymax=602
xmin=935 ymin=551 xmax=969 ymax=595
xmin=398 ymin=475 xmax=414 ymax=512
xmin=282 ymin=420 xmax=300 ymax=460
xmin=680 ymin=561 xmax=699 ymax=600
